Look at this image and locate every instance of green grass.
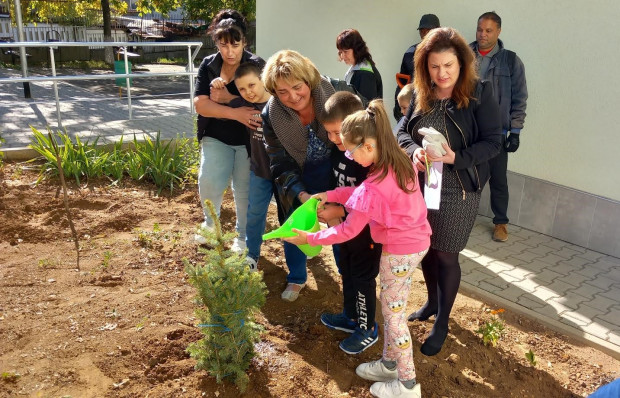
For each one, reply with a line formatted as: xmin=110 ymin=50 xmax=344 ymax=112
xmin=155 ymin=57 xmax=188 ymax=65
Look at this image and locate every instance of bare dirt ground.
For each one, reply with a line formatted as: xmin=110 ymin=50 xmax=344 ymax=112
xmin=1 ymin=162 xmax=618 ymax=398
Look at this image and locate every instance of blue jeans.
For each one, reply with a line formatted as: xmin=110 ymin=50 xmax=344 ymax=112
xmin=283 ymin=242 xmax=341 ymax=284
xmin=198 ymin=137 xmax=250 ymax=241
xmin=284 ymin=158 xmax=338 ymax=285
xmin=245 ymin=171 xmax=274 ymax=261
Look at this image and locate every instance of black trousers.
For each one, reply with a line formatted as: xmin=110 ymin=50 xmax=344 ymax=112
xmin=338 ymin=224 xmax=382 ymax=331
xmin=488 ymin=138 xmax=510 ymax=225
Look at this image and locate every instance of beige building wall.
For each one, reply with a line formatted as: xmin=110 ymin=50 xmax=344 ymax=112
xmin=257 ymin=0 xmax=620 ymax=202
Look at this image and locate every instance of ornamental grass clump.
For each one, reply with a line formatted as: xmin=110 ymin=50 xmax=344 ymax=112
xmin=28 ymin=127 xmax=197 ymax=193
xmin=185 ymin=200 xmax=267 ymax=392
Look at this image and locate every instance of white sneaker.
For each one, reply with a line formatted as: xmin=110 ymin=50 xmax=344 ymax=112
xmin=356 ymin=359 xmax=398 ymax=382
xmin=231 ymin=238 xmax=246 ymax=253
xmin=194 ymin=233 xmax=208 ymax=245
xmin=194 ymin=222 xmax=214 ymax=245
xmin=246 ymin=256 xmax=258 ymax=272
xmin=370 ymin=380 xmax=421 ymax=398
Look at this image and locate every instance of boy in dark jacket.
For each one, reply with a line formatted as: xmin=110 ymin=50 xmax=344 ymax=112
xmin=230 ymin=62 xmax=282 ymax=271
xmin=318 ymin=91 xmax=383 ymax=354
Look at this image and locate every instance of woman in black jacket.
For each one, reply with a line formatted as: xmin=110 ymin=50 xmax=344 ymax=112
xmin=397 ymin=27 xmax=501 ymax=356
xmin=193 ymin=9 xmax=264 ymax=251
xmin=261 ymin=50 xmax=354 ymax=302
xmin=336 ymin=29 xmax=383 ymax=101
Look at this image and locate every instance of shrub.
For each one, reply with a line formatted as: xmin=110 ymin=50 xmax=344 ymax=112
xmin=132 ymin=132 xmax=195 ymax=194
xmin=185 ymin=200 xmax=267 ymax=392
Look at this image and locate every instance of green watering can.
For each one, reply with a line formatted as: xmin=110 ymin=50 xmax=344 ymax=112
xmin=262 ymin=197 xmax=323 ymax=258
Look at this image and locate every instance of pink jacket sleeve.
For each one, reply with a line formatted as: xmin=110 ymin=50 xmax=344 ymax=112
xmin=326 ymin=186 xmax=356 ymax=204
xmin=306 ymin=209 xmax=370 ymax=246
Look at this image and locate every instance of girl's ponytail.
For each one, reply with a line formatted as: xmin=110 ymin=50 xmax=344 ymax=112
xmin=367 ymin=100 xmax=417 ymax=193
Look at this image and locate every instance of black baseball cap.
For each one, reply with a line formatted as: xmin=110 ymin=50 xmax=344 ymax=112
xmin=418 ymin=14 xmax=440 ymax=30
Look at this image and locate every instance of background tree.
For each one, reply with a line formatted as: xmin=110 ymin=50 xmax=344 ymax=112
xmin=180 ymin=0 xmax=255 ymax=22
xmin=6 ymin=0 xmax=255 ymax=65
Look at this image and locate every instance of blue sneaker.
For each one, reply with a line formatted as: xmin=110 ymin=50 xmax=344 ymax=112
xmin=320 ymin=312 xmax=357 ymax=333
xmin=339 ymin=323 xmax=379 ymax=354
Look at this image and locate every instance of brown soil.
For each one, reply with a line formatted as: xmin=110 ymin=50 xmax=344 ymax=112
xmin=0 ymin=162 xmax=618 ymax=398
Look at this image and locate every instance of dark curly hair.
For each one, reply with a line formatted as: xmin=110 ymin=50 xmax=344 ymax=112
xmin=336 ymin=29 xmax=375 ymax=66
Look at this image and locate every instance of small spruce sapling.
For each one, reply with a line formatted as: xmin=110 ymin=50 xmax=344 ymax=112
xmin=185 ymin=200 xmax=267 ymax=392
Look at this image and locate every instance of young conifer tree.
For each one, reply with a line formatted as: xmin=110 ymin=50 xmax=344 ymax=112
xmin=185 ymin=200 xmax=267 ymax=392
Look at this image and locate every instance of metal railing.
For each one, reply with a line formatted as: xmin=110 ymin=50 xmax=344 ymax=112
xmin=0 ymin=41 xmax=202 ymax=128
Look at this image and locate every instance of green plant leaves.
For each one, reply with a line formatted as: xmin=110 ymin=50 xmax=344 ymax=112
xmin=185 ymin=200 xmax=267 ymax=392
xmin=28 ymin=127 xmax=197 ymax=194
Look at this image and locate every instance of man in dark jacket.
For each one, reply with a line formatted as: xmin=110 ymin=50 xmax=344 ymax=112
xmin=470 ymin=11 xmax=528 ymax=242
xmin=393 ymin=13 xmax=440 ymax=120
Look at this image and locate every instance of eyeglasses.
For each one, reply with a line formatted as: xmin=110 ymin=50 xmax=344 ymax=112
xmin=344 ymin=142 xmax=364 ymax=160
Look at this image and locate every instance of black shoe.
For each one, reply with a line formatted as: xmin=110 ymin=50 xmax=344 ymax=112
xmin=420 ymin=325 xmax=448 ymax=356
xmin=407 ymin=304 xmax=437 ymax=322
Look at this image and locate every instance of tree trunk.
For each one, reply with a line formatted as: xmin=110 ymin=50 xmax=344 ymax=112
xmin=101 ymin=0 xmax=114 ymax=64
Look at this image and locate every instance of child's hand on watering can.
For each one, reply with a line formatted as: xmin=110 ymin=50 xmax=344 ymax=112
xmin=311 ymin=192 xmax=328 ymax=205
xmin=283 ymin=228 xmax=309 ymax=245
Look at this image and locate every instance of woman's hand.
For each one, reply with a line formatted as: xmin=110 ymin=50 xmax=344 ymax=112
xmin=210 ymin=77 xmax=227 ymax=89
xmin=318 ymin=203 xmax=344 ymax=223
xmin=427 ymin=142 xmax=456 ymax=164
xmin=234 ymin=107 xmax=262 ymax=129
xmin=282 ymin=228 xmax=309 ymax=245
xmin=413 ymin=148 xmax=427 ymax=172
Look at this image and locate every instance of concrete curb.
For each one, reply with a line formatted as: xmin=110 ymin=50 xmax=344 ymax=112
xmin=2 ymin=147 xmax=40 ymax=161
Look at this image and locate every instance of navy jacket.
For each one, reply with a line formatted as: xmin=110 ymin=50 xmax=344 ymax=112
xmin=470 ymin=39 xmax=528 ymax=133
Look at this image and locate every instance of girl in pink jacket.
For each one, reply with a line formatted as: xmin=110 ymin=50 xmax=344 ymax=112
xmin=285 ymin=99 xmax=431 ymax=398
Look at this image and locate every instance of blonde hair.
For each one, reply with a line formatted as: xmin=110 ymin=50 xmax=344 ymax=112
xmin=341 ymin=99 xmax=417 ymax=192
xmin=397 ymin=83 xmax=414 ymax=104
xmin=413 ymin=27 xmax=478 ymax=113
xmin=262 ymin=50 xmax=321 ymax=95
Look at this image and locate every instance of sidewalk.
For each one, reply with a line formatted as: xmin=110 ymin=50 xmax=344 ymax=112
xmin=462 ymin=217 xmax=620 ymax=359
xmin=0 ymin=65 xmax=194 ymax=158
xmin=1 ymin=72 xmax=619 ymax=359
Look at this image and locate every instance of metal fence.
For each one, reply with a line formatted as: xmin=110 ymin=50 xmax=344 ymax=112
xmin=0 ymin=40 xmax=202 ymax=127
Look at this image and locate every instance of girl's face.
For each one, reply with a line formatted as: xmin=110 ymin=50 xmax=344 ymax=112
xmin=274 ymin=78 xmax=312 ymax=113
xmin=427 ymin=49 xmax=460 ymax=98
xmin=217 ymin=39 xmax=245 ymax=67
xmin=338 ymin=48 xmax=355 ymax=66
xmin=341 ymin=135 xmax=377 ymax=167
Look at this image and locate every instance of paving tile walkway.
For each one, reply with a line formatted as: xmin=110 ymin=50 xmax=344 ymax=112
xmin=462 ymin=217 xmax=620 ymax=359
